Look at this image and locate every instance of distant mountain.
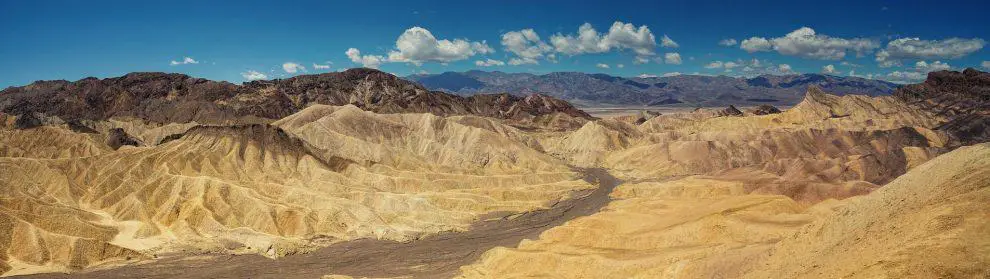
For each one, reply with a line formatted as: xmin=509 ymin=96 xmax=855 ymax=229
xmin=406 ymin=71 xmax=901 ymax=106
xmin=0 ymin=68 xmax=590 ymax=126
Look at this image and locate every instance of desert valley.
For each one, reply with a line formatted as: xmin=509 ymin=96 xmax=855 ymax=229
xmin=0 ymin=67 xmax=988 ymax=278
xmin=2 ymin=1 xmax=990 ymax=277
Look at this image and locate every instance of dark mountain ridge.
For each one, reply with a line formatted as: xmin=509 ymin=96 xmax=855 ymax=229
xmin=406 ymin=71 xmax=901 ymax=107
xmin=894 ymin=68 xmax=990 ymax=145
xmin=0 ymin=68 xmax=591 ymax=126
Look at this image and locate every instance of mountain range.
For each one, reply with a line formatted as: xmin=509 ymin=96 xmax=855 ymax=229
xmin=0 ymin=68 xmax=590 ymax=128
xmin=406 ymin=70 xmax=901 ymax=107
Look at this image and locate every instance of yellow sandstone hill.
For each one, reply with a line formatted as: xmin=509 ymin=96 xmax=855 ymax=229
xmin=0 ymin=106 xmax=591 ymax=275
xmin=536 ymin=87 xmax=947 ymax=203
xmin=455 ymin=142 xmax=990 ymax=279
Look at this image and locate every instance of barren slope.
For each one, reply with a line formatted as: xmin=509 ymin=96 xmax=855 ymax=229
xmin=0 ymin=107 xmax=591 ymax=275
xmin=455 ymin=141 xmax=990 ymax=279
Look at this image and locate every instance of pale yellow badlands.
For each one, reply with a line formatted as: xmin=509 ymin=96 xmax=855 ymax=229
xmin=0 ymin=106 xmax=591 ymax=275
xmin=451 ymin=88 xmax=987 ymax=278
xmin=456 ymin=142 xmax=990 ymax=278
xmin=2 ymin=88 xmax=987 ymax=278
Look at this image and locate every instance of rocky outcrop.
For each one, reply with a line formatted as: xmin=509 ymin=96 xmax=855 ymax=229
xmin=894 ymin=68 xmax=990 ymax=145
xmin=0 ymin=69 xmax=591 ymax=127
xmin=105 ymin=128 xmax=140 ymax=150
xmin=748 ymin=104 xmax=782 ymax=115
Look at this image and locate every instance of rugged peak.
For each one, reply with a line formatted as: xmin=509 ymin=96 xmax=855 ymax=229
xmin=0 ymin=70 xmax=591 ymax=128
xmin=716 ymin=105 xmax=744 ymax=117
xmin=749 ymin=105 xmax=782 ymax=115
xmin=894 ymin=68 xmax=990 ymax=144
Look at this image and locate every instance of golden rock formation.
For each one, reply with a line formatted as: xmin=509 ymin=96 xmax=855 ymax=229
xmin=0 ymin=106 xmax=590 ymax=275
xmin=456 ymin=142 xmax=990 ymax=278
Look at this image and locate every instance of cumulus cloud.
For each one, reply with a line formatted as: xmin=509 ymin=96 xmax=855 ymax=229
xmin=633 ymin=56 xmax=651 ymax=65
xmin=847 ymin=70 xmax=876 ymax=79
xmin=877 ymin=60 xmax=952 ymax=84
xmin=282 ymin=62 xmax=306 ymax=74
xmin=347 ymin=27 xmax=492 ymax=67
xmin=664 ymin=52 xmax=682 ymax=64
xmin=718 ymin=38 xmax=738 ymax=46
xmin=312 ymin=62 xmax=331 ymax=70
xmin=739 ymin=27 xmax=878 ymax=60
xmin=637 ymin=73 xmax=658 ymax=78
xmin=662 ymin=72 xmax=682 ymax=77
xmin=169 ymin=57 xmax=199 ymax=66
xmin=740 ymin=37 xmax=772 ymax=52
xmin=704 ymin=60 xmax=739 ymax=70
xmin=774 ymin=27 xmax=878 ymax=60
xmin=661 ymin=35 xmax=679 ymax=48
xmin=241 ymin=70 xmax=267 ymax=81
xmin=596 ymin=63 xmax=610 ymax=69
xmin=501 ymin=28 xmax=553 ymax=65
xmin=475 ymin=58 xmax=506 ymax=67
xmin=882 ymin=71 xmax=926 ymax=84
xmin=617 ymin=64 xmax=625 ymax=68
xmin=385 ymin=27 xmax=494 ymax=65
xmin=778 ymin=64 xmax=793 ymax=73
xmin=346 ymin=48 xmax=386 ymax=68
xmin=875 ymin=37 xmax=985 ymax=67
xmin=704 ymin=61 xmax=724 ymax=69
xmin=822 ymin=64 xmax=838 ymax=74
xmin=914 ymin=60 xmax=951 ymax=72
xmin=550 ymin=21 xmax=657 ymax=56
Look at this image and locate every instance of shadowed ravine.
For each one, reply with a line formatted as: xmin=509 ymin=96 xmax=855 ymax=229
xmin=19 ymin=168 xmax=621 ymax=279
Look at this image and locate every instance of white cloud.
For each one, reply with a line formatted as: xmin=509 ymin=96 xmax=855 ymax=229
xmin=596 ymin=63 xmax=610 ymax=69
xmin=750 ymin=58 xmax=762 ymax=67
xmin=550 ymin=21 xmax=657 ymax=56
xmin=740 ymin=27 xmax=878 ymax=60
xmin=241 ymin=70 xmax=267 ymax=81
xmin=475 ymin=58 xmax=506 ymax=67
xmin=778 ymin=64 xmax=793 ymax=73
xmin=983 ymin=61 xmax=990 ymax=69
xmin=704 ymin=60 xmax=738 ymax=70
xmin=637 ymin=73 xmax=657 ymax=78
xmin=742 ymin=66 xmax=754 ymax=72
xmin=617 ymin=64 xmax=625 ymax=68
xmin=385 ymin=27 xmax=494 ymax=65
xmin=740 ymin=37 xmax=772 ymax=52
xmin=718 ymin=38 xmax=738 ymax=46
xmin=169 ymin=57 xmax=199 ymax=66
xmin=633 ymin=56 xmax=650 ymax=64
xmin=662 ymin=72 xmax=682 ymax=77
xmin=822 ymin=64 xmax=838 ymax=74
xmin=704 ymin=61 xmax=724 ymax=69
xmin=347 ymin=27 xmax=492 ymax=67
xmin=501 ymin=28 xmax=553 ymax=65
xmin=848 ymin=70 xmax=876 ymax=79
xmin=663 ymin=52 xmax=682 ymax=65
xmin=875 ymin=37 xmax=985 ymax=67
xmin=282 ymin=62 xmax=306 ymax=74
xmin=661 ymin=35 xmax=679 ymax=48
xmin=312 ymin=62 xmax=331 ymax=70
xmin=346 ymin=48 xmax=386 ymax=68
xmin=771 ymin=27 xmax=878 ymax=60
xmin=914 ymin=60 xmax=951 ymax=72
xmin=882 ymin=70 xmax=926 ymax=84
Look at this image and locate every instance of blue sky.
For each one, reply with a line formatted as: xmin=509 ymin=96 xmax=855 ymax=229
xmin=1 ymin=0 xmax=988 ymax=88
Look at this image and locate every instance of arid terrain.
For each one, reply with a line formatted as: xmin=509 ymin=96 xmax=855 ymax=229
xmin=1 ymin=68 xmax=989 ymax=279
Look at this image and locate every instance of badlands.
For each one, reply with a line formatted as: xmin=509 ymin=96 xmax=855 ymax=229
xmin=1 ymin=68 xmax=989 ymax=278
